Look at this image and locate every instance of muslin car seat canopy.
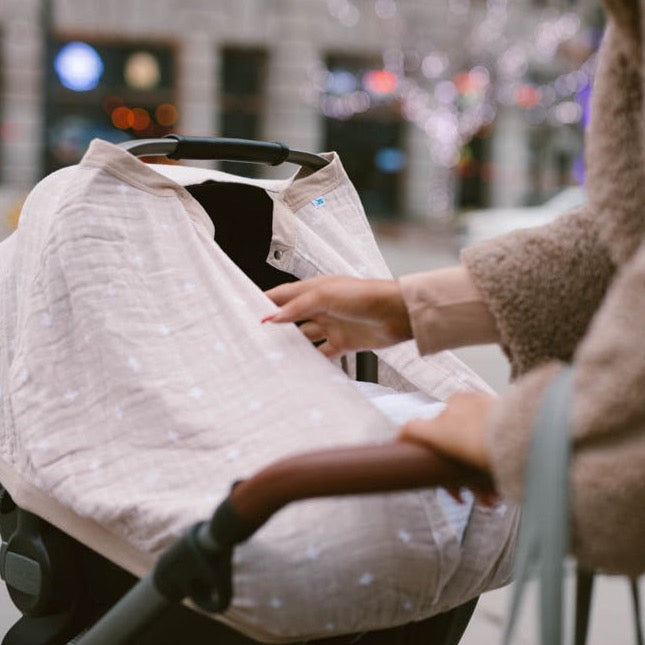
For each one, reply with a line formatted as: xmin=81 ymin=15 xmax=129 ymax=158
xmin=0 ymin=139 xmax=517 ymax=642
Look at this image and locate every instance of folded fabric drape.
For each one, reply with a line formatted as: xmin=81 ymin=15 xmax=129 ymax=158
xmin=0 ymin=139 xmax=517 ymax=642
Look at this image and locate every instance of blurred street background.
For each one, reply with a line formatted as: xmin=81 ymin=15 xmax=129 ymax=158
xmin=0 ymin=0 xmax=642 ymax=642
xmin=0 ymin=0 xmax=603 ymax=235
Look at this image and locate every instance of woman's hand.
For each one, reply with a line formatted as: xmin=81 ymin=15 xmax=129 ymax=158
xmin=263 ymin=276 xmax=412 ymax=358
xmin=399 ymin=391 xmax=498 ymax=502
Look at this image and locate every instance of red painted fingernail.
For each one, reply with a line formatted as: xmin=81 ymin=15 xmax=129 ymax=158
xmin=261 ymin=314 xmax=276 ymax=324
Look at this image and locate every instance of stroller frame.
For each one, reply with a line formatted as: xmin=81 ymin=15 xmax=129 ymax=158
xmin=0 ymin=136 xmax=487 ymax=645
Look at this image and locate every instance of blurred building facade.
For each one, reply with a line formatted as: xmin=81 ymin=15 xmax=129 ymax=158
xmin=0 ymin=0 xmax=600 ymax=229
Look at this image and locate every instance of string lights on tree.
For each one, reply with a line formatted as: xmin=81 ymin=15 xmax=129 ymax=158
xmin=316 ymin=0 xmax=597 ymax=209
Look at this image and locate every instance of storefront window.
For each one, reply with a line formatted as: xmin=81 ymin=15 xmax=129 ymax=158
xmin=219 ymin=47 xmax=266 ymax=177
xmin=322 ymin=54 xmax=404 ymax=219
xmin=46 ymin=40 xmax=176 ymax=174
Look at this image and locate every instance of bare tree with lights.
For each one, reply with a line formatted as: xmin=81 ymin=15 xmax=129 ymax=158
xmin=315 ymin=0 xmax=601 ymax=217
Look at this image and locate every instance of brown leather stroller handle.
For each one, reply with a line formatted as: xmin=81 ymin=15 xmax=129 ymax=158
xmin=229 ymin=440 xmax=495 ymax=527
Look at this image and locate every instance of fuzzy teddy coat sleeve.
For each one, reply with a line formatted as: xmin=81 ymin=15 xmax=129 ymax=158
xmin=461 ymin=206 xmax=614 ymax=379
xmin=476 ymin=239 xmax=645 ymax=575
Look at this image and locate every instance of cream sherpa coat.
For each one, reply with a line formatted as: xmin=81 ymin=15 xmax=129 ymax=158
xmin=461 ymin=0 xmax=645 ymax=574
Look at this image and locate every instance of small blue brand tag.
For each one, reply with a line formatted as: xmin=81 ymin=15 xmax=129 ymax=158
xmin=311 ymin=196 xmax=326 ymax=208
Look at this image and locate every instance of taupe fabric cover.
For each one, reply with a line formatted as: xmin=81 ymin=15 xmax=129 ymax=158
xmin=0 ymin=139 xmax=516 ymax=641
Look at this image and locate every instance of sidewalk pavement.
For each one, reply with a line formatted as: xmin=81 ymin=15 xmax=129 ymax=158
xmin=460 ymin=572 xmax=644 ymax=644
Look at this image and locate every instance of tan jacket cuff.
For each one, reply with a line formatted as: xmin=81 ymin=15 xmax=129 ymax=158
xmin=399 ymin=266 xmax=500 ymax=355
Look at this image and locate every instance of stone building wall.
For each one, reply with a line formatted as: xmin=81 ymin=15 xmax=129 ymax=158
xmin=0 ymin=0 xmax=595 ymax=229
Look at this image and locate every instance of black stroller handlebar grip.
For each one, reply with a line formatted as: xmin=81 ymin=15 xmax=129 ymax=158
xmin=209 ymin=440 xmax=496 ymax=545
xmin=164 ymin=135 xmax=290 ymax=165
xmin=118 ymin=135 xmax=330 ymax=169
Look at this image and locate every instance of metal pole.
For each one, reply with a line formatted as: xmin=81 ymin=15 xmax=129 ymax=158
xmin=40 ymin=0 xmax=54 ymax=179
xmin=71 ymin=574 xmax=169 ymax=645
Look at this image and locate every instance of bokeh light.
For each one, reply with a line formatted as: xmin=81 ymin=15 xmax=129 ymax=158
xmin=111 ymin=106 xmax=134 ymax=130
xmin=363 ymin=70 xmax=398 ymax=95
xmin=131 ymin=108 xmax=151 ymax=131
xmin=515 ymin=84 xmax=540 ymax=109
xmin=374 ymin=0 xmax=397 ymax=20
xmin=124 ymin=51 xmax=161 ymax=90
xmin=325 ymin=70 xmax=358 ymax=95
xmin=155 ymin=103 xmax=178 ymax=127
xmin=54 ymin=42 xmax=104 ymax=92
xmin=552 ymin=101 xmax=582 ymax=124
xmin=422 ymin=53 xmax=448 ymax=79
xmin=375 ymin=147 xmax=406 ymax=173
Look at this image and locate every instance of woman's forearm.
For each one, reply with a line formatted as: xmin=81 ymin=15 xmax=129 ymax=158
xmin=398 ymin=265 xmax=500 ymax=355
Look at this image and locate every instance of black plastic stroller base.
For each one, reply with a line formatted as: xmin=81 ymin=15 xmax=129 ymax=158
xmin=3 ymin=598 xmax=478 ymax=645
xmin=74 ymin=595 xmax=478 ymax=645
xmin=3 ymin=611 xmax=81 ymax=645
